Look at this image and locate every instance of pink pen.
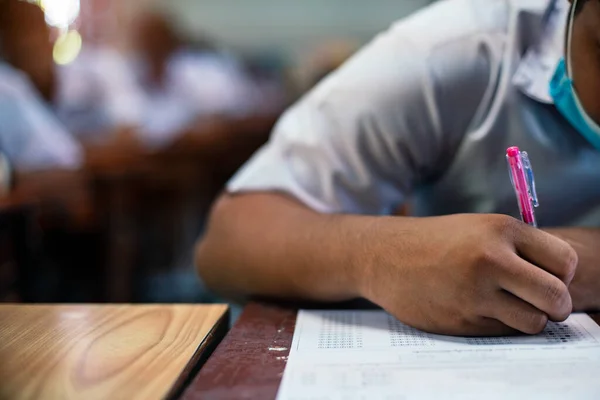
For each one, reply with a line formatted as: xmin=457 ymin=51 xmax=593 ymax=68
xmin=506 ymin=146 xmax=539 ymax=227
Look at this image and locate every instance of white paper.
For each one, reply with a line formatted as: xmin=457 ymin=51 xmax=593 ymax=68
xmin=276 ymin=311 xmax=600 ymax=400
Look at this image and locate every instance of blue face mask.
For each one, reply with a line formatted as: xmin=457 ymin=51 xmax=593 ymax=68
xmin=549 ymin=0 xmax=600 ymax=150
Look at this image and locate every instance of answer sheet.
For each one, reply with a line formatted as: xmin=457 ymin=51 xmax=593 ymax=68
xmin=276 ymin=310 xmax=600 ymax=400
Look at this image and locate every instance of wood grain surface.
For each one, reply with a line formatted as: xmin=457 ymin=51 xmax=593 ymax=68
xmin=183 ymin=302 xmax=600 ymax=400
xmin=0 ymin=304 xmax=228 ymax=400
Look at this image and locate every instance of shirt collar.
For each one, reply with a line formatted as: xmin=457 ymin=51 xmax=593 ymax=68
xmin=512 ymin=0 xmax=569 ymax=104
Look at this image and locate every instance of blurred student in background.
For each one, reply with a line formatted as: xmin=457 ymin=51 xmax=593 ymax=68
xmin=0 ymin=0 xmax=84 ymax=200
xmin=130 ymin=11 xmax=256 ymax=149
xmin=0 ymin=1 xmax=79 ymax=164
xmin=0 ymin=0 xmax=144 ymax=148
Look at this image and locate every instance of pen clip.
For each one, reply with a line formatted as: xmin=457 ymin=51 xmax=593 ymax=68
xmin=520 ymin=151 xmax=539 ymax=208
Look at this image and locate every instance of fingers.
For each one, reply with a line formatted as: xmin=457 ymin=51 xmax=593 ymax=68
xmin=513 ymin=225 xmax=578 ymax=285
xmin=489 ymin=290 xmax=550 ymax=334
xmin=497 ymin=254 xmax=572 ymax=322
xmin=461 ymin=317 xmax=519 ymax=337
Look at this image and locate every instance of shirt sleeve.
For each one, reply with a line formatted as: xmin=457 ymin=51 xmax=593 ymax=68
xmin=56 ymin=48 xmax=146 ymax=141
xmin=227 ymin=0 xmax=499 ymax=215
xmin=174 ymin=53 xmax=254 ymax=117
xmin=95 ymin=50 xmax=146 ymax=128
xmin=0 ymin=79 xmax=82 ymax=172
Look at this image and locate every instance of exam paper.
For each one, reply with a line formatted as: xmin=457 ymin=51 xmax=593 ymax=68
xmin=276 ymin=311 xmax=600 ymax=400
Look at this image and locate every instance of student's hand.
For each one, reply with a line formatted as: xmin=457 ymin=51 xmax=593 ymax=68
xmin=359 ymin=214 xmax=578 ymax=336
xmin=545 ymin=228 xmax=600 ymax=313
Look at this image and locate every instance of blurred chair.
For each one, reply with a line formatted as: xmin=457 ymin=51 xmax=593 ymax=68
xmin=0 ymin=199 xmax=38 ymax=303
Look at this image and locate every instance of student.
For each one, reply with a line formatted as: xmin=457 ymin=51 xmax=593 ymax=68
xmin=130 ymin=12 xmax=255 ymax=149
xmin=55 ymin=45 xmax=145 ymax=146
xmin=0 ymin=0 xmax=144 ymax=147
xmin=196 ymin=0 xmax=600 ymax=336
xmin=0 ymin=0 xmax=144 ymax=211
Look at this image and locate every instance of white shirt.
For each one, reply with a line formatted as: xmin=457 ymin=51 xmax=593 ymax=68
xmin=228 ymin=0 xmax=600 ymax=228
xmin=0 ymin=63 xmax=82 ymax=172
xmin=135 ymin=50 xmax=255 ymax=149
xmin=54 ymin=46 xmax=145 ymax=144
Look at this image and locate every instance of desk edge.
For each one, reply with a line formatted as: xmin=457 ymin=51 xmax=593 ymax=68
xmin=167 ymin=306 xmax=230 ymax=400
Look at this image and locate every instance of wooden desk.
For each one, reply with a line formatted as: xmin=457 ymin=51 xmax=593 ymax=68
xmin=183 ymin=302 xmax=600 ymax=400
xmin=0 ymin=304 xmax=229 ymax=400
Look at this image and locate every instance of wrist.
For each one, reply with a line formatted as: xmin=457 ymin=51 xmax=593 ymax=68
xmin=544 ymin=228 xmax=600 ymax=312
xmin=346 ymin=215 xmax=420 ymax=302
xmin=341 ymin=216 xmax=381 ymax=300
xmin=321 ymin=214 xmax=376 ymax=300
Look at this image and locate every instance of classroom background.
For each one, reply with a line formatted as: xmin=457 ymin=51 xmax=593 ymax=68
xmin=0 ymin=0 xmax=435 ymax=309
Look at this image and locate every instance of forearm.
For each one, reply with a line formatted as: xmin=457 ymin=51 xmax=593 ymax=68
xmin=196 ymin=193 xmax=384 ymax=302
xmin=546 ymin=228 xmax=600 ymax=312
